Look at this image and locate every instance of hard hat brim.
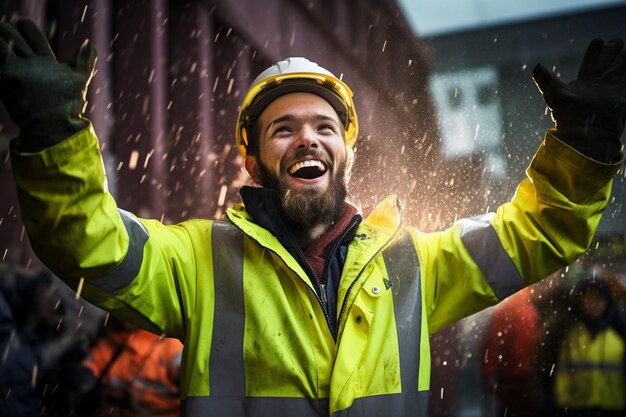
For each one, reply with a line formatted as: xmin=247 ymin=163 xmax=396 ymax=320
xmin=246 ymin=79 xmax=349 ymax=131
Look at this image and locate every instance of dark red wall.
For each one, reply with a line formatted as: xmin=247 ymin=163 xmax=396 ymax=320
xmin=0 ymin=0 xmax=440 ymax=268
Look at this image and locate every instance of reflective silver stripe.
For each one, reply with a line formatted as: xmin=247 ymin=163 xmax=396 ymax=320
xmin=459 ymin=213 xmax=524 ymax=300
xmin=381 ymin=229 xmax=428 ymax=416
xmin=333 ymin=391 xmax=430 ymax=417
xmin=182 ymin=396 xmax=328 ymax=416
xmin=90 ymin=209 xmax=149 ymax=294
xmin=209 ymin=221 xmax=245 ymax=396
xmin=181 ymin=392 xmax=430 ymax=417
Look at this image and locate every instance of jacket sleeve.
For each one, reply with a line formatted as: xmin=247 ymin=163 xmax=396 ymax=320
xmin=417 ymin=129 xmax=623 ymax=333
xmin=10 ymin=124 xmax=200 ymax=339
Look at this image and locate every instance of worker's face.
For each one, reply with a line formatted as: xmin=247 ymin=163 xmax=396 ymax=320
xmin=246 ymin=92 xmax=350 ymax=227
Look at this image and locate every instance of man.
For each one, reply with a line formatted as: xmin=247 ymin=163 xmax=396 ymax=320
xmin=0 ymin=17 xmax=625 ymax=417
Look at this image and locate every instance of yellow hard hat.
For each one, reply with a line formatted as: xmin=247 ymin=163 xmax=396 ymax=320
xmin=236 ymin=57 xmax=358 ymax=156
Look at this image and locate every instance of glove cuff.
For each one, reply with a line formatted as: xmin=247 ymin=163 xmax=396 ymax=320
xmin=17 ymin=114 xmax=88 ymax=153
xmin=554 ymin=123 xmax=623 ymax=163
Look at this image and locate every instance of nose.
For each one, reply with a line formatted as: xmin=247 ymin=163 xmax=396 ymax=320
xmin=296 ymin=124 xmax=319 ymax=150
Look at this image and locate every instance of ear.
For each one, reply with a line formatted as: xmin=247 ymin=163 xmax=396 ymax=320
xmin=244 ymin=156 xmax=263 ymax=185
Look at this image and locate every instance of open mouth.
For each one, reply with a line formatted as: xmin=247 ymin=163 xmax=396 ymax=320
xmin=288 ymin=160 xmax=327 ymax=179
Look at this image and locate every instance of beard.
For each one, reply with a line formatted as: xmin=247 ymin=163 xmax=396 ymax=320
xmin=258 ymin=149 xmax=348 ymax=229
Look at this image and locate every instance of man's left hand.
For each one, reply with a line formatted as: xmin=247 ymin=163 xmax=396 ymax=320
xmin=532 ymin=38 xmax=626 ymax=163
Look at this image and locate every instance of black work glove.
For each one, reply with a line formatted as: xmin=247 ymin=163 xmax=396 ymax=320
xmin=0 ymin=17 xmax=96 ymax=153
xmin=532 ymin=38 xmax=626 ymax=163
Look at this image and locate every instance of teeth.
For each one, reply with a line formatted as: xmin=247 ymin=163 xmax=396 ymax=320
xmin=288 ymin=160 xmax=326 ymax=175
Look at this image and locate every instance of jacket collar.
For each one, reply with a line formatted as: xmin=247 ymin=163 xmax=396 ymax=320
xmin=226 ymin=188 xmax=402 ymax=272
xmin=359 ymin=195 xmax=402 ymax=238
xmin=237 ymin=186 xmax=297 ymax=255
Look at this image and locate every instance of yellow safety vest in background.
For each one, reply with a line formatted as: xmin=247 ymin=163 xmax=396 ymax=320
xmin=555 ymin=323 xmax=625 ymax=411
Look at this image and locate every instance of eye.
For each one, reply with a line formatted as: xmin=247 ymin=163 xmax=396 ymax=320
xmin=318 ymin=123 xmax=336 ymax=134
xmin=272 ymin=125 xmax=292 ymax=137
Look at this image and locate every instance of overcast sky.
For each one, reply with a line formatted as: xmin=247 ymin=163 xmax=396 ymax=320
xmin=396 ymin=0 xmax=626 ymax=36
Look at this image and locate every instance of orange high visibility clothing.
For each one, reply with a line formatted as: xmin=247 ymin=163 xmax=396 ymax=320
xmin=83 ymin=328 xmax=183 ymax=417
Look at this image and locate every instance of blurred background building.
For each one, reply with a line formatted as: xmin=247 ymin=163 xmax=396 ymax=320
xmin=0 ymin=0 xmax=441 ymax=268
xmin=1 ymin=1 xmax=625 ymax=417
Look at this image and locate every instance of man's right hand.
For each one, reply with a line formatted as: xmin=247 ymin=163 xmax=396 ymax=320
xmin=0 ymin=17 xmax=96 ymax=152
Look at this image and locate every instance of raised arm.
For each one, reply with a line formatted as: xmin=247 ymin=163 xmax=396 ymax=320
xmin=422 ymin=38 xmax=625 ymax=333
xmin=0 ymin=19 xmax=196 ymax=339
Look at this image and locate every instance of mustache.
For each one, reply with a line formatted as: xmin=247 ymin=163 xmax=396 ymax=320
xmin=280 ymin=149 xmax=333 ymax=172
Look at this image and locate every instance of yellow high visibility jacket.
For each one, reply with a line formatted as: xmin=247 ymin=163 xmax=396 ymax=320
xmin=555 ymin=323 xmax=626 ymax=411
xmin=10 ymin=124 xmax=622 ymax=416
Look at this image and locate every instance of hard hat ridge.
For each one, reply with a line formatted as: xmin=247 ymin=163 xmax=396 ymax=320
xmin=251 ymin=57 xmax=336 ymax=85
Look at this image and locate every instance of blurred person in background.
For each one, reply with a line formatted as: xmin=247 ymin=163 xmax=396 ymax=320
xmin=0 ymin=265 xmax=96 ymax=417
xmin=540 ymin=273 xmax=626 ymax=417
xmin=480 ymin=287 xmax=542 ymax=417
xmin=76 ymin=315 xmax=183 ymax=417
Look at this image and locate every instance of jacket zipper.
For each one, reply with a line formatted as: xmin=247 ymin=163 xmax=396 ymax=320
xmin=288 ymin=245 xmax=336 ymax=337
xmin=228 ymin=213 xmax=392 ymax=340
xmin=227 ymin=219 xmax=337 ymax=337
xmin=281 ymin=216 xmax=361 ymax=339
xmin=320 ymin=216 xmax=361 ymax=339
xmin=319 ymin=283 xmax=328 ymax=311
